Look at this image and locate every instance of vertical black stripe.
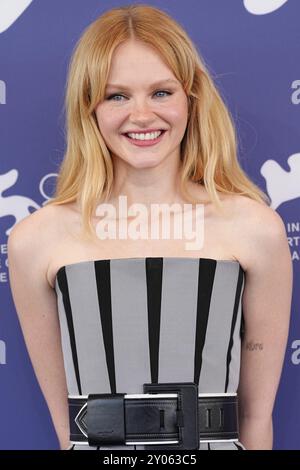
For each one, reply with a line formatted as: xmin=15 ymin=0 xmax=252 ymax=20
xmin=145 ymin=257 xmax=163 ymax=383
xmin=57 ymin=267 xmax=82 ymax=395
xmin=240 ymin=307 xmax=245 ymax=340
xmin=225 ymin=267 xmax=245 ymax=392
xmin=94 ymin=260 xmax=116 ymax=393
xmin=194 ymin=259 xmax=216 ymax=385
xmin=208 ymin=442 xmax=211 ymax=450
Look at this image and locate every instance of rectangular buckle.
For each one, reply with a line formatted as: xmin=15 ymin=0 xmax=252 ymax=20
xmin=143 ymin=382 xmax=199 ymax=450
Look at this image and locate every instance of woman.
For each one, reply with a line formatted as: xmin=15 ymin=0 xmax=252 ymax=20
xmin=7 ymin=4 xmax=293 ymax=450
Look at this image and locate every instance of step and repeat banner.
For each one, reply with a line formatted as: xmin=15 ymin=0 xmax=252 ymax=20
xmin=0 ymin=0 xmax=299 ymax=450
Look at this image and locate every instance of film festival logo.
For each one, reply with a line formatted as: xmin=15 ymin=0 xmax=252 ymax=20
xmin=261 ymin=153 xmax=300 ymax=262
xmin=243 ymin=0 xmax=288 ymax=15
xmin=0 ymin=169 xmax=40 ymax=237
xmin=0 ymin=0 xmax=33 ymax=34
xmin=261 ymin=153 xmax=300 ymax=211
xmin=0 ymin=169 xmax=56 ymax=285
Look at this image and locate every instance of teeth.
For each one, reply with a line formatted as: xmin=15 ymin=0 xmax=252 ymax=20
xmin=127 ymin=130 xmax=162 ymax=140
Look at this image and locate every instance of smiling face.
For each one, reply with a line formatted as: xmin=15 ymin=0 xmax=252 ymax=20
xmin=95 ymin=40 xmax=189 ymax=170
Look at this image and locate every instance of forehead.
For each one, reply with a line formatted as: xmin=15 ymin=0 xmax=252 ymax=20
xmin=107 ymin=40 xmax=176 ymax=85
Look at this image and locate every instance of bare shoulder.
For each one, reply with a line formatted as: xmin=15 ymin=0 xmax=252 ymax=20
xmin=7 ymin=203 xmax=72 ymax=276
xmin=8 ymin=203 xmax=65 ymax=248
xmin=228 ymin=194 xmax=288 ymax=271
xmin=231 ymin=194 xmax=286 ymax=236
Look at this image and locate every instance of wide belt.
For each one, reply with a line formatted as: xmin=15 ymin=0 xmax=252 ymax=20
xmin=69 ymin=382 xmax=239 ymax=450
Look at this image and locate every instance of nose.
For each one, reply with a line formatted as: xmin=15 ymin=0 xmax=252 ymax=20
xmin=130 ymin=97 xmax=156 ymax=121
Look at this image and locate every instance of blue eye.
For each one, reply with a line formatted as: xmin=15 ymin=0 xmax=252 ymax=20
xmin=154 ymin=90 xmax=171 ymax=98
xmin=107 ymin=94 xmax=125 ymax=101
xmin=106 ymin=90 xmax=172 ymax=101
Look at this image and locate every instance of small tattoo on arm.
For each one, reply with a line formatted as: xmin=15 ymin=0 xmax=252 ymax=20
xmin=245 ymin=341 xmax=263 ymax=351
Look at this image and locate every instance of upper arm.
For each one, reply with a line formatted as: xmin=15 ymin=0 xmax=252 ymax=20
xmin=7 ymin=211 xmax=69 ymax=447
xmin=237 ymin=204 xmax=293 ymax=420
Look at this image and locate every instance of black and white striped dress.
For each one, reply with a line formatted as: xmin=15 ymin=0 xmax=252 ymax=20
xmin=55 ymin=257 xmax=246 ymax=450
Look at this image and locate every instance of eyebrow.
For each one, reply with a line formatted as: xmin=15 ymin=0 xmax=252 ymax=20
xmin=105 ymin=79 xmax=179 ymax=90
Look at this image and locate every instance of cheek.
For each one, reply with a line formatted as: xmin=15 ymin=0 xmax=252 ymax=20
xmin=95 ymin=106 xmax=124 ymax=134
xmin=162 ymin=97 xmax=188 ymax=125
xmin=166 ymin=107 xmax=188 ymax=129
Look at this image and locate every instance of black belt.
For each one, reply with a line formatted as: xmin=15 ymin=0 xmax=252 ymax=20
xmin=69 ymin=382 xmax=239 ymax=450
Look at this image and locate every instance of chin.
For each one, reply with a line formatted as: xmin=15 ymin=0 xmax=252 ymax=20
xmin=127 ymin=157 xmax=164 ymax=169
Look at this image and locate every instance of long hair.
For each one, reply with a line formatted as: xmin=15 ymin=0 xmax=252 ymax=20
xmin=46 ymin=3 xmax=270 ymax=240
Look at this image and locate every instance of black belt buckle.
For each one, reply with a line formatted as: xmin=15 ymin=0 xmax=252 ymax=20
xmin=143 ymin=382 xmax=199 ymax=450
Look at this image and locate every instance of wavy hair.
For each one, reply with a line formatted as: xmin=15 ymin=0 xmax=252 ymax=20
xmin=46 ymin=3 xmax=270 ymax=240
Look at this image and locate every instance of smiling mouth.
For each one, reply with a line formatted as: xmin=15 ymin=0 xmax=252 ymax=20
xmin=123 ymin=130 xmax=166 ymax=140
xmin=122 ymin=129 xmax=167 ymax=146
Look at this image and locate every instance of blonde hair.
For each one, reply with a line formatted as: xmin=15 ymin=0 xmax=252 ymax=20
xmin=46 ymin=3 xmax=270 ymax=240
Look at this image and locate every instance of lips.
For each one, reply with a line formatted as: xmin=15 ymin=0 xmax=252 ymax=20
xmin=122 ymin=129 xmax=167 ymax=146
